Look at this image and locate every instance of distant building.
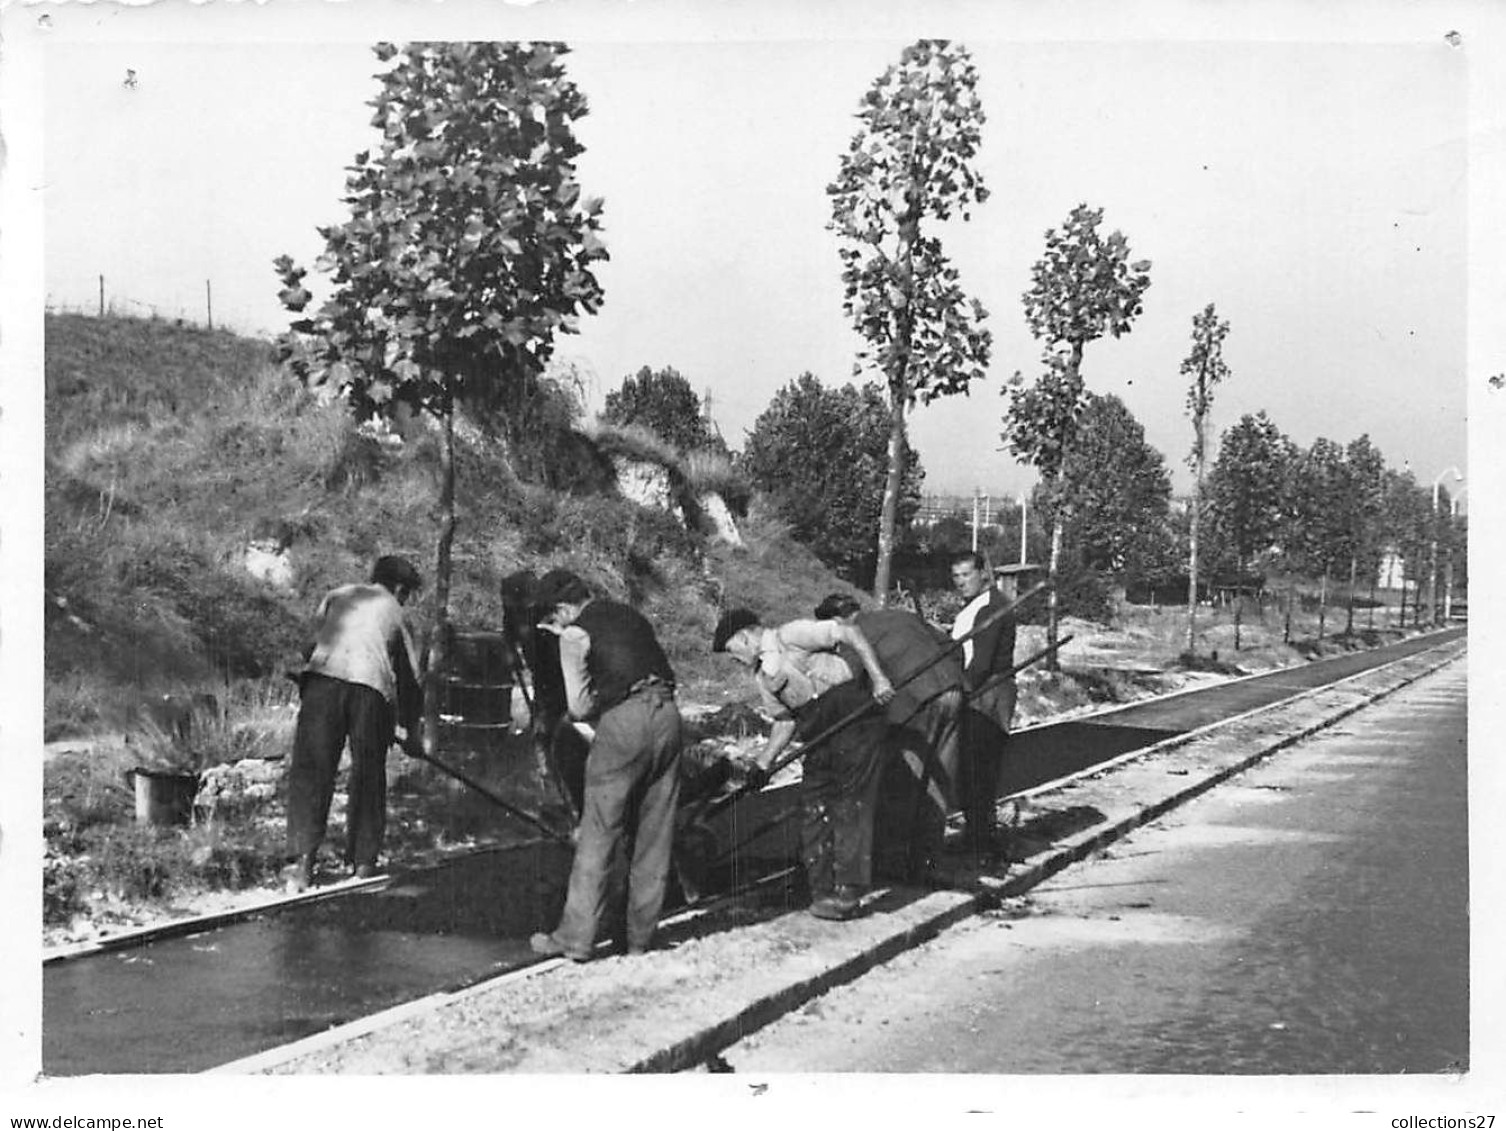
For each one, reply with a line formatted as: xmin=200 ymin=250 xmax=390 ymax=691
xmin=915 ymin=491 xmax=1014 ymax=527
xmin=1377 ymin=548 xmax=1409 ymax=590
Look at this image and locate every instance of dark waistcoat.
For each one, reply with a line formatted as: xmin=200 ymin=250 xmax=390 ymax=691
xmin=574 ymin=600 xmax=676 ymax=713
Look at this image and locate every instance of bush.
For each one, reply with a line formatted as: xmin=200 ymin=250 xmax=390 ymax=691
xmin=587 ymin=421 xmax=681 ymax=470
xmin=43 ymin=848 xmax=84 ymax=924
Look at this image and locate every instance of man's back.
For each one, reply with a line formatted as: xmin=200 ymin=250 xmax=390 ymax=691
xmin=305 ymin=583 xmax=412 ymax=702
xmin=854 ymin=608 xmax=959 ymax=723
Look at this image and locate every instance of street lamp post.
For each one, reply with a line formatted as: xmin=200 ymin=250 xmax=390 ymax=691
xmin=1444 ymin=487 xmax=1466 ymax=622
xmin=1430 ymin=466 xmax=1463 ymax=627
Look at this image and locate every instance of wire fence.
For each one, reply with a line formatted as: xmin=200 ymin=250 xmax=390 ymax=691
xmin=45 ymin=276 xmax=264 ymax=336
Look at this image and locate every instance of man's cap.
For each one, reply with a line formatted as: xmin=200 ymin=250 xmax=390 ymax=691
xmin=712 ymin=608 xmax=761 ymax=652
xmin=993 ymin=562 xmax=1042 ymax=576
xmin=532 ymin=568 xmax=592 ymax=607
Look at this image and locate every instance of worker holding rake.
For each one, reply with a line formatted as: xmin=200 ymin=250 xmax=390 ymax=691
xmin=712 ymin=608 xmax=895 ymax=921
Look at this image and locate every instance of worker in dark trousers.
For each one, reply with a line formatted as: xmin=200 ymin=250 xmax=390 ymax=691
xmin=286 ymin=555 xmax=423 ymax=891
xmin=949 ymin=551 xmax=1021 ymax=860
xmin=713 ymin=609 xmax=895 ymax=920
xmin=499 ymin=570 xmax=583 ymax=819
xmin=529 ymin=570 xmax=683 ymax=962
xmin=812 ymin=593 xmax=963 ymax=881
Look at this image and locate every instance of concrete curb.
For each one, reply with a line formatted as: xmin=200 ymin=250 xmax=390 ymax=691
xmin=623 ymin=637 xmax=1466 ymax=1073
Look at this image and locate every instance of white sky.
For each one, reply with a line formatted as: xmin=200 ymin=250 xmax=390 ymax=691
xmin=37 ymin=21 xmax=1470 ymax=497
xmin=6 ymin=0 xmax=1506 ymax=1120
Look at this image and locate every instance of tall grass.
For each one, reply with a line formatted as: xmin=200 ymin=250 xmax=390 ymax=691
xmin=45 ymin=313 xmax=850 ymax=740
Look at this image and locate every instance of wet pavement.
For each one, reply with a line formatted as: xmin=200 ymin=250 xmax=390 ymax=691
xmin=42 ymin=842 xmax=573 ymax=1074
xmin=721 ymin=658 xmax=1468 ymax=1073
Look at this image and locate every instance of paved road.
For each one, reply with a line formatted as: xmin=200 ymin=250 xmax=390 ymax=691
xmin=721 ymin=657 xmax=1468 ymax=1074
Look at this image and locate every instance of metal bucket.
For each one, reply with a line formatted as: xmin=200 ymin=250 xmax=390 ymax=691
xmin=129 ymin=768 xmax=198 ymax=826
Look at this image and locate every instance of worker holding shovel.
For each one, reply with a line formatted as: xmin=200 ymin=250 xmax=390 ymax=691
xmin=712 ymin=609 xmax=895 ymax=921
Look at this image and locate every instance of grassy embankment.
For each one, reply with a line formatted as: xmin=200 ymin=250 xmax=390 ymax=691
xmin=42 ymin=312 xmax=863 ymax=928
xmin=41 ymin=313 xmax=1427 ymax=934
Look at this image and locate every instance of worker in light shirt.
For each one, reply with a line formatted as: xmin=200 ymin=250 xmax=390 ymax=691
xmin=286 ymin=555 xmax=424 ymax=891
xmin=713 ymin=609 xmax=895 ymax=921
xmin=949 ymin=551 xmax=1018 ymax=857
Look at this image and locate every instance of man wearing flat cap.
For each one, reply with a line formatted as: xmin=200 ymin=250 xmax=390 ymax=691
xmin=528 ymin=569 xmax=682 ymax=962
xmin=713 ymin=607 xmax=895 ymax=921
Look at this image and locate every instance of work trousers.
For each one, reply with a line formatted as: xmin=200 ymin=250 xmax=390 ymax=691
xmin=876 ymin=689 xmax=962 ymax=879
xmin=552 ymin=685 xmax=683 ymax=956
xmin=956 ymin=680 xmax=1014 ymax=846
xmin=286 ymin=673 xmax=393 ymax=867
xmin=794 ymin=682 xmax=891 ymax=894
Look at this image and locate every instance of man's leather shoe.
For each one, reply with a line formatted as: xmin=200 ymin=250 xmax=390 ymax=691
xmin=529 ymin=932 xmax=591 ymax=962
xmin=809 ymin=885 xmax=865 ymax=921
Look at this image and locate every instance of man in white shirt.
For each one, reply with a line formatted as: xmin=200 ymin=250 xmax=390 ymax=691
xmin=713 ymin=609 xmax=894 ymax=920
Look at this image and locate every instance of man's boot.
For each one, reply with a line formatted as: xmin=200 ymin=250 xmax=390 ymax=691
xmin=287 ymin=852 xmax=315 ymax=893
xmin=809 ymin=884 xmax=865 ymax=921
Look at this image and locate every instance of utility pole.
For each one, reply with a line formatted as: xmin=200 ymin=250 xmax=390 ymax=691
xmin=206 ymin=280 xmax=213 ymax=330
xmin=98 ymin=275 xmax=105 ymax=317
xmin=971 ymin=488 xmax=981 ymax=553
xmin=1430 ymin=467 xmax=1463 ymax=626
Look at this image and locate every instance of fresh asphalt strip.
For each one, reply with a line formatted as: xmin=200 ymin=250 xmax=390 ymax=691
xmin=212 ymin=633 xmax=1465 ymax=1075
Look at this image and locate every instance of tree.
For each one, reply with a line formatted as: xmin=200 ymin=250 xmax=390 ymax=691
xmin=1286 ymin=438 xmax=1353 ymax=641
xmin=828 ymin=39 xmax=992 ymax=603
xmin=1341 ymin=435 xmax=1387 ymax=633
xmin=1181 ymin=303 xmax=1230 ymax=655
xmin=1003 ymin=203 xmax=1152 ymax=667
xmin=1380 ymin=468 xmax=1429 ymax=628
xmin=1051 ymin=392 xmax=1173 ymax=582
xmin=601 ymin=365 xmax=721 ymax=454
xmin=273 ymin=42 xmax=607 ymax=749
xmin=1206 ymin=412 xmax=1293 ymax=648
xmin=742 ymin=373 xmax=924 ymax=579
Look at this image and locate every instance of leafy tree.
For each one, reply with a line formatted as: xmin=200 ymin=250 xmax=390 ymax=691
xmin=828 ymin=39 xmax=992 ymax=602
xmin=273 ymin=41 xmax=607 ymax=748
xmin=1181 ymin=303 xmax=1230 ymax=654
xmin=601 ymin=365 xmax=721 ymax=454
xmin=1003 ymin=204 xmax=1152 ymax=667
xmin=1206 ymin=412 xmax=1293 ymax=647
xmin=1380 ymin=468 xmax=1429 ymax=628
xmin=742 ymin=373 xmax=923 ymax=579
xmin=926 ymin=513 xmax=974 ymax=556
xmin=1285 ymin=438 xmax=1353 ymax=641
xmin=1341 ymin=434 xmax=1388 ymax=632
xmin=1049 ymin=392 xmax=1173 ymax=582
